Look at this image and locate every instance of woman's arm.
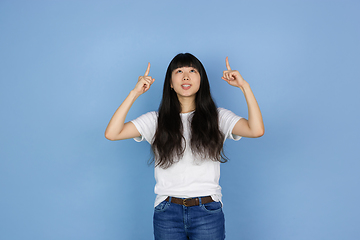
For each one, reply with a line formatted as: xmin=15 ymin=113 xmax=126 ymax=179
xmin=105 ymin=63 xmax=155 ymax=141
xmin=222 ymin=57 xmax=264 ymax=138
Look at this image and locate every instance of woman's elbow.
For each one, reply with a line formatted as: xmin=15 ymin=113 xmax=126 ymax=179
xmin=105 ymin=131 xmax=116 ymax=141
xmin=253 ymin=128 xmax=265 ymax=138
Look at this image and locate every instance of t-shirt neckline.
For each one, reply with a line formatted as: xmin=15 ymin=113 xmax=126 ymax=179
xmin=180 ymin=110 xmax=195 ymax=115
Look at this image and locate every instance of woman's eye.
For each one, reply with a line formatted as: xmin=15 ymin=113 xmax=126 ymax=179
xmin=190 ymin=69 xmax=196 ymax=73
xmin=177 ymin=70 xmax=182 ymax=73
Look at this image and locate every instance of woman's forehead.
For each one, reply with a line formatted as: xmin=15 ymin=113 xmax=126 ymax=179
xmin=174 ymin=65 xmax=196 ymax=69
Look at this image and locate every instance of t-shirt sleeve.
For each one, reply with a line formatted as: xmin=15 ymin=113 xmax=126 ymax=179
xmin=218 ymin=107 xmax=243 ymax=141
xmin=130 ymin=111 xmax=157 ymax=143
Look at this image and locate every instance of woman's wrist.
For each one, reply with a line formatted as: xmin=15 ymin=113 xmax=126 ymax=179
xmin=129 ymin=89 xmax=141 ymax=99
xmin=239 ymin=81 xmax=250 ymax=93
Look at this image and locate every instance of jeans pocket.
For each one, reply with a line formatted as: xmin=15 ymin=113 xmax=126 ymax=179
xmin=154 ymin=200 xmax=170 ymax=212
xmin=201 ymin=201 xmax=223 ymax=213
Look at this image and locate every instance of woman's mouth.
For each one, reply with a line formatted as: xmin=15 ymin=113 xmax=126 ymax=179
xmin=181 ymin=84 xmax=191 ymax=90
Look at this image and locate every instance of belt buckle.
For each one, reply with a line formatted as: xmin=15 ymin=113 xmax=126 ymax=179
xmin=183 ymin=198 xmax=191 ymax=207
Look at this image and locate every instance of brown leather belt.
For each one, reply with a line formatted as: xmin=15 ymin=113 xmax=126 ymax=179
xmin=165 ymin=196 xmax=214 ymax=207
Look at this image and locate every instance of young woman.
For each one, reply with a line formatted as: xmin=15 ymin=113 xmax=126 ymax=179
xmin=105 ymin=53 xmax=264 ymax=240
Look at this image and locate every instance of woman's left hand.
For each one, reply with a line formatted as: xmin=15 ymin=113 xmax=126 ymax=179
xmin=222 ymin=57 xmax=249 ymax=91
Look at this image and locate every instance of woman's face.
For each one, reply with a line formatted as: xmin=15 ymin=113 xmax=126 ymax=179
xmin=170 ymin=66 xmax=201 ymax=100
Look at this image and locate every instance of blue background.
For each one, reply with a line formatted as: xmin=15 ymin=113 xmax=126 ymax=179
xmin=1 ymin=0 xmax=359 ymax=239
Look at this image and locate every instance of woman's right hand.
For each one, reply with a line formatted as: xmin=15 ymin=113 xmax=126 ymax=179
xmin=133 ymin=62 xmax=155 ymax=95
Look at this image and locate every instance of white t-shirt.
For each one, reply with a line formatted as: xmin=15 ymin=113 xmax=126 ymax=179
xmin=131 ymin=107 xmax=242 ymax=207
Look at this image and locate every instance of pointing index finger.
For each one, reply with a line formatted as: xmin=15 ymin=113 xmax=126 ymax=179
xmin=144 ymin=62 xmax=150 ymax=76
xmin=225 ymin=57 xmax=231 ymax=71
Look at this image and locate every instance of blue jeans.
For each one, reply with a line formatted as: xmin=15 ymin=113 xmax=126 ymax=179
xmin=153 ymin=197 xmax=225 ymax=240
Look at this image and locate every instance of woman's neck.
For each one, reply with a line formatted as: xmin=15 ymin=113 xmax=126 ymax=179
xmin=178 ymin=96 xmax=196 ymax=113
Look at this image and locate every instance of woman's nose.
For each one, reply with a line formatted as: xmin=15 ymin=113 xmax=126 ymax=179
xmin=183 ymin=75 xmax=189 ymax=80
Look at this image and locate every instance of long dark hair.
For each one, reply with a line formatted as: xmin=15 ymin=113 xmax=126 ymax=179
xmin=151 ymin=53 xmax=226 ymax=168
